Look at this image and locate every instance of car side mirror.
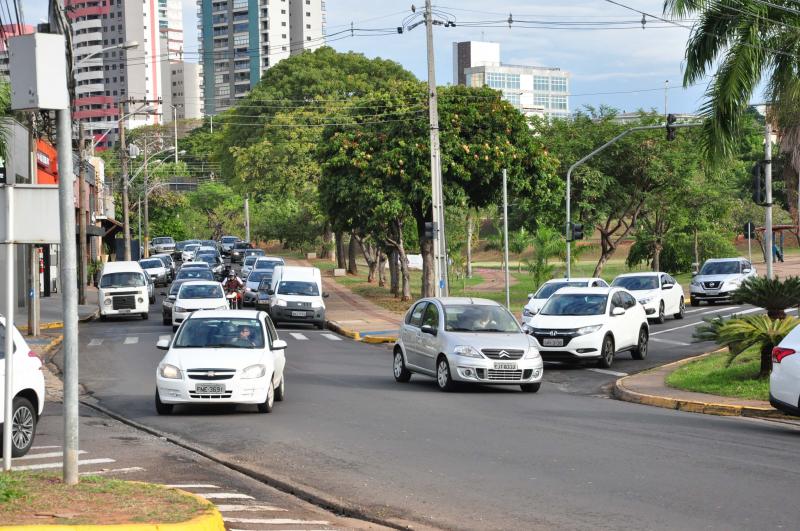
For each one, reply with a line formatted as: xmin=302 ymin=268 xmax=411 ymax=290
xmin=662 ymin=284 xmax=673 ymax=290
xmin=527 ymin=293 xmax=534 ymax=299
xmin=742 ymin=268 xmax=752 ymax=274
xmin=268 ymin=289 xmax=275 ymax=295
xmin=156 ymin=338 xmax=170 ymax=350
xmin=421 ymin=324 xmax=438 ymax=336
xmin=323 ymin=292 xmax=330 ymax=298
xmin=612 ymin=307 xmax=626 ymax=317
xmin=272 ymin=339 xmax=287 ymax=351
xmin=168 ymin=295 xmax=176 ymax=301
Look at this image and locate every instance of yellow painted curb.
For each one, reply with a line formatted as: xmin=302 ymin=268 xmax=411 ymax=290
xmin=0 ymin=488 xmax=225 ymax=531
xmin=325 ymin=321 xmax=361 ymax=341
xmin=362 ymin=335 xmax=398 ymax=344
xmin=18 ymin=322 xmax=64 ymax=333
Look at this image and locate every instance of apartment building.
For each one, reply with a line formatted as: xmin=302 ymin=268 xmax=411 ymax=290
xmin=159 ymin=0 xmax=184 ymax=60
xmin=200 ymin=0 xmax=326 ymax=115
xmin=453 ymin=41 xmax=570 ymax=120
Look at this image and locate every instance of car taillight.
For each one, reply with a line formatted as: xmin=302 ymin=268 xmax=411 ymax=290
xmin=772 ymin=347 xmax=796 ymax=363
xmin=28 ymin=350 xmax=39 ymax=359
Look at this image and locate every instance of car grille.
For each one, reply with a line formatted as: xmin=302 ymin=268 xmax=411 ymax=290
xmin=288 ymin=301 xmax=312 ymax=308
xmin=531 ymin=328 xmax=577 ymax=347
xmin=481 ymin=348 xmax=524 ymax=360
xmin=703 ymin=281 xmax=721 ymax=289
xmin=187 ymin=368 xmax=236 ymax=381
xmin=485 ymin=369 xmax=523 ymax=381
xmin=188 ymin=391 xmax=233 ymax=399
xmin=112 ymin=295 xmax=136 ymax=310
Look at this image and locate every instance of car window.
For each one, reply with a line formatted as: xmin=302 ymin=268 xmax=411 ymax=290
xmin=541 ymin=294 xmax=608 ymax=316
xmin=407 ymin=302 xmax=426 ymax=326
xmin=610 ymin=292 xmax=623 ymax=310
xmin=174 ymin=317 xmax=265 ymax=349
xmin=0 ymin=324 xmax=16 ymax=359
xmin=443 ymin=304 xmax=520 ymax=333
xmin=100 ymin=272 xmax=146 ymax=288
xmin=264 ymin=315 xmax=278 ymax=345
xmin=422 ymin=303 xmax=440 ymax=329
xmin=621 ymin=292 xmax=637 ymax=309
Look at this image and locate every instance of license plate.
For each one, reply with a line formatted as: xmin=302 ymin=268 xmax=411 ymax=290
xmin=494 ymin=362 xmax=517 ymax=370
xmin=542 ymin=338 xmax=564 ymax=347
xmin=118 ymin=309 xmax=131 ymax=313
xmin=195 ymin=384 xmax=225 ymax=394
xmin=291 ymin=311 xmax=306 ymax=317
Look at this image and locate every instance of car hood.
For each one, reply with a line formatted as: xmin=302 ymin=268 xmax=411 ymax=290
xmin=694 ymin=274 xmax=741 ymax=283
xmin=166 ymin=349 xmax=269 ymax=371
xmin=444 ymin=332 xmax=533 ymax=350
xmin=523 ymin=298 xmax=547 ymax=313
xmin=627 ymin=288 xmax=659 ymax=300
xmin=528 ymin=314 xmax=606 ymax=329
xmin=175 ymin=298 xmax=227 ymax=310
xmin=144 ymin=267 xmax=166 ymax=274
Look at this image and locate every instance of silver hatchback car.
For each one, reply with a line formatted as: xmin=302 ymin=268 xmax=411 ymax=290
xmin=393 ymin=297 xmax=544 ymax=392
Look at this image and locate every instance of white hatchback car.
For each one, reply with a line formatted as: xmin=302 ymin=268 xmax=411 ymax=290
xmin=0 ymin=316 xmax=45 ymax=457
xmin=524 ymin=287 xmax=649 ymax=368
xmin=611 ymin=272 xmax=685 ymax=324
xmin=521 ymin=277 xmax=608 ymax=327
xmin=172 ymin=281 xmax=229 ymax=331
xmin=155 ymin=310 xmax=287 ymax=414
xmin=770 ymin=323 xmax=800 ymax=416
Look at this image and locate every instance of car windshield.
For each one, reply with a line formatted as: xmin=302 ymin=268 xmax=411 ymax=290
xmin=258 ymin=279 xmax=272 ymax=290
xmin=176 ymin=270 xmax=215 ymax=281
xmin=178 ymin=284 xmax=223 ymax=299
xmin=535 ymin=281 xmax=587 ymax=299
xmin=153 ymin=238 xmax=173 ymax=244
xmin=139 ymin=259 xmax=162 ymax=269
xmin=100 ymin=272 xmax=145 ymax=288
xmin=185 ymin=245 xmax=199 ymax=252
xmin=243 ymin=257 xmax=258 ymax=266
xmin=700 ymin=261 xmax=740 ymax=275
xmin=611 ymin=276 xmax=659 ymax=291
xmin=277 ymin=281 xmax=319 ymax=296
xmin=443 ymin=304 xmax=520 ymax=333
xmin=222 ymin=237 xmax=238 ymax=243
xmin=541 ymin=294 xmax=608 ymax=316
xmin=247 ymin=271 xmax=271 ymax=284
xmin=196 ymin=255 xmax=217 ymax=264
xmin=174 ymin=317 xmax=265 ymax=349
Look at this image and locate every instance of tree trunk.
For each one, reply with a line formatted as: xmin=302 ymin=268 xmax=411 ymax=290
xmin=320 ymin=222 xmax=334 ymax=260
xmin=355 ymin=235 xmax=378 ymax=283
xmin=760 ymin=344 xmax=773 ymax=378
xmin=593 ymin=232 xmax=615 ymax=278
xmin=389 ymin=249 xmax=400 ymax=297
xmin=466 ymin=211 xmax=473 ymax=279
xmin=335 ymin=232 xmax=346 ymax=269
xmin=387 ymin=219 xmax=412 ymax=301
xmin=693 ymin=228 xmax=700 ymax=271
xmin=378 ymin=252 xmax=387 ymax=287
xmin=653 ymin=241 xmax=662 ymax=272
xmin=347 ymin=234 xmax=358 ymax=275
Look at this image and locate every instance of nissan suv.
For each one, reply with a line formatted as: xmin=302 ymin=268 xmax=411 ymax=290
xmin=690 ymin=257 xmax=756 ymax=306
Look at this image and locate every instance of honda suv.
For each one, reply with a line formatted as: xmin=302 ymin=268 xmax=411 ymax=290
xmin=690 ymin=258 xmax=756 ymax=306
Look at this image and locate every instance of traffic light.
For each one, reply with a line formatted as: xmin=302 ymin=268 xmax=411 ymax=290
xmin=424 ymin=221 xmax=438 ymax=241
xmin=570 ymin=223 xmax=584 ymax=241
xmin=743 ymin=221 xmax=756 ymax=240
xmin=752 ymin=161 xmax=767 ymax=205
xmin=666 ymin=113 xmax=677 ymax=141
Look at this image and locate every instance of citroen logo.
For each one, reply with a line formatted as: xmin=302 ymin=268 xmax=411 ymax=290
xmin=498 ymin=350 xmax=510 ymax=358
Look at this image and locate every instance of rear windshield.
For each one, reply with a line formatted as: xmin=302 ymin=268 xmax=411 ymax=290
xmin=234 ymin=242 xmax=251 ymax=249
xmin=100 ymin=272 xmax=146 ymax=288
xmin=277 ymin=281 xmax=319 ymax=296
xmin=255 ymin=260 xmax=281 ymax=270
xmin=139 ymin=259 xmax=162 ymax=269
xmin=221 ymin=237 xmax=238 ymax=243
xmin=535 ymin=281 xmax=587 ymax=299
xmin=247 ymin=271 xmax=271 ymax=284
xmin=179 ymin=284 xmax=223 ymax=299
xmin=245 ymin=249 xmax=264 ymax=256
xmin=243 ymin=256 xmax=258 ymax=266
xmin=176 ymin=269 xmax=215 ymax=281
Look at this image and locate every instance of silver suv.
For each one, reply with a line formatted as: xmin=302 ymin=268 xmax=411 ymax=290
xmin=690 ymin=257 xmax=756 ymax=306
xmin=393 ymin=297 xmax=544 ymax=392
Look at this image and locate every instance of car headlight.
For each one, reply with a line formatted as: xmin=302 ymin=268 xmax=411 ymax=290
xmin=138 ymin=297 xmax=144 ymax=303
xmin=522 ymin=308 xmax=535 ymax=317
xmin=174 ymin=306 xmax=187 ymax=313
xmin=276 ymin=299 xmax=287 ymax=307
xmin=523 ymin=346 xmax=540 ymax=360
xmin=159 ymin=364 xmax=182 ymax=379
xmin=638 ymin=297 xmax=654 ymax=305
xmin=453 ymin=345 xmax=483 ymax=358
xmin=241 ymin=364 xmax=266 ymax=379
xmin=104 ymin=297 xmax=112 ymax=306
xmin=691 ymin=280 xmax=701 ymax=287
xmin=576 ymin=324 xmax=602 ymax=336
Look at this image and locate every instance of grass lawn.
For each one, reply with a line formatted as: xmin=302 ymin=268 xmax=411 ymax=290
xmin=0 ymin=472 xmax=211 ymax=525
xmin=665 ymin=350 xmax=769 ymax=402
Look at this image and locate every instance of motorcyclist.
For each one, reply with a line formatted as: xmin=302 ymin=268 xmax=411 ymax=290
xmin=223 ymin=270 xmax=244 ymax=307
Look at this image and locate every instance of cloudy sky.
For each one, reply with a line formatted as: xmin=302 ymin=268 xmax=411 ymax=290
xmin=23 ymin=0 xmax=723 ymax=114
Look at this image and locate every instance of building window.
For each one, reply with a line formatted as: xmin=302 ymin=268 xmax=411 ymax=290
xmin=533 ymin=76 xmax=549 ymax=91
xmin=534 ymin=94 xmax=549 ymax=108
xmin=468 ymin=72 xmax=484 ymax=88
xmin=234 ymin=34 xmax=249 ymax=46
xmin=551 ymin=95 xmax=568 ymax=110
xmin=504 ymin=92 xmax=521 ymax=108
xmin=551 ymin=77 xmax=567 ymax=92
xmin=485 ymin=72 xmax=520 ymax=90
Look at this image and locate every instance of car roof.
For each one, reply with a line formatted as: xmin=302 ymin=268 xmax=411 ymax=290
xmin=704 ymin=257 xmax=747 ymax=263
xmin=552 ymin=286 xmax=617 ymax=295
xmin=614 ymin=272 xmax=663 ymax=278
xmin=543 ymin=277 xmax=599 ymax=284
xmin=190 ymin=309 xmax=262 ymax=319
xmin=430 ymin=297 xmax=502 ymax=306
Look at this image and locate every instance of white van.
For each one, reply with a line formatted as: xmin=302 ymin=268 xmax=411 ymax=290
xmin=99 ymin=261 xmax=151 ymax=320
xmin=268 ymin=266 xmax=328 ymax=329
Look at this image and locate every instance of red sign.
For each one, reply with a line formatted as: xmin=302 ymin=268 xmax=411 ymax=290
xmin=36 ymin=139 xmax=58 ymax=185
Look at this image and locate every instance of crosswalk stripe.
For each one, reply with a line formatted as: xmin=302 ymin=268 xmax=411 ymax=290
xmin=164 ymin=484 xmax=220 ymax=489
xmin=321 ymin=333 xmax=342 ymax=341
xmin=88 ymin=338 xmax=103 ymax=347
xmin=80 ymin=467 xmax=145 ymax=476
xmin=289 ymin=333 xmax=308 ymax=340
xmin=586 ymin=368 xmax=628 ymax=377
xmin=216 ymin=505 xmax=288 ymax=513
xmin=123 ymin=336 xmax=139 ymax=345
xmin=14 ymin=450 xmax=87 ymax=461
xmin=14 ymin=458 xmax=115 ymax=471
xmin=198 ymin=492 xmax=254 ymax=500
xmin=225 ymin=518 xmax=330 ymax=525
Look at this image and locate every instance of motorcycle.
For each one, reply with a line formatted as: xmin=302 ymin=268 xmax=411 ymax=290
xmin=226 ymin=290 xmax=242 ymax=310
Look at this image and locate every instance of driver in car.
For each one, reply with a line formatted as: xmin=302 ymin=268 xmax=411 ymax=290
xmin=231 ymin=325 xmax=256 ymax=347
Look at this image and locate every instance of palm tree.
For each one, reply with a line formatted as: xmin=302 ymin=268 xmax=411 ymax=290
xmin=524 ymin=227 xmax=563 ymax=287
xmin=733 ymin=276 xmax=800 ymax=319
xmin=509 ymin=228 xmax=531 ymax=272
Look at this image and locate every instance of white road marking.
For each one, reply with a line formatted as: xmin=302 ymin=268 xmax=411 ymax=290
xmin=88 ymin=338 xmax=103 ymax=346
xmin=164 ymin=484 xmax=220 ymax=489
xmin=586 ymin=368 xmax=628 ymax=377
xmin=159 ymin=335 xmax=171 ymax=342
xmin=289 ymin=333 xmax=308 ymax=340
xmin=14 ymin=450 xmax=87 ymax=461
xmin=698 ymin=306 xmax=738 ymax=315
xmin=14 ymin=458 xmax=115 ymax=471
xmin=653 ymin=306 xmax=766 ymax=336
xmin=225 ymin=518 xmax=330 ymax=525
xmin=650 ymin=337 xmax=691 ymax=346
xmin=216 ymin=505 xmax=288 ymax=513
xmin=81 ymin=467 xmax=145 ymax=476
xmin=683 ymin=308 xmax=705 ymax=314
xmin=123 ymin=336 xmax=139 ymax=345
xmin=31 ymin=445 xmax=61 ymax=450
xmin=198 ymin=492 xmax=254 ymax=500
xmin=321 ymin=333 xmax=342 ymax=341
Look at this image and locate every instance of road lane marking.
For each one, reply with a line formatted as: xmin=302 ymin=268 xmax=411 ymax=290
xmin=653 ymin=306 xmax=765 ymax=336
xmin=14 ymin=458 xmax=115 ymax=471
xmin=81 ymin=467 xmax=145 ymax=476
xmin=164 ymin=484 xmax=220 ymax=489
xmin=88 ymin=338 xmax=103 ymax=346
xmin=198 ymin=493 xmax=254 ymax=500
xmin=216 ymin=505 xmax=288 ymax=512
xmin=650 ymin=337 xmax=691 ymax=346
xmin=123 ymin=336 xmax=139 ymax=345
xmin=225 ymin=518 xmax=330 ymax=525
xmin=289 ymin=333 xmax=308 ymax=340
xmin=684 ymin=308 xmax=705 ymax=314
xmin=31 ymin=445 xmax=60 ymax=450
xmin=321 ymin=333 xmax=342 ymax=341
xmin=698 ymin=306 xmax=738 ymax=315
xmin=14 ymin=450 xmax=87 ymax=461
xmin=159 ymin=335 xmax=171 ymax=342
xmin=586 ymin=368 xmax=628 ymax=377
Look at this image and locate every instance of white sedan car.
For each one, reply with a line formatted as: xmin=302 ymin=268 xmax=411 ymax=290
xmin=611 ymin=272 xmax=685 ymax=324
xmin=172 ymin=281 xmax=228 ymax=331
xmin=524 ymin=287 xmax=649 ymax=369
xmin=521 ymin=277 xmax=608 ymax=327
xmin=770 ymin=323 xmax=800 ymax=416
xmin=155 ymin=310 xmax=287 ymax=414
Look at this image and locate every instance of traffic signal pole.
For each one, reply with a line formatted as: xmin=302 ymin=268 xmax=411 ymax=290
xmin=765 ymin=121 xmax=773 ymax=279
xmin=564 ymin=122 xmax=701 ymax=278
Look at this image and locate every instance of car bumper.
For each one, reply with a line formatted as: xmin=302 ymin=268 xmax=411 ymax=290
xmin=690 ymin=287 xmax=736 ymax=302
xmin=270 ymin=306 xmax=325 ymax=323
xmin=523 ymin=329 xmax=603 ymax=362
xmin=638 ymin=300 xmax=659 ymax=316
xmin=101 ymin=305 xmax=148 ymax=317
xmin=243 ymin=291 xmax=259 ymax=304
xmin=157 ymin=376 xmax=270 ymax=405
xmin=447 ymin=356 xmax=543 ymax=384
xmin=769 ymin=393 xmax=800 ymax=417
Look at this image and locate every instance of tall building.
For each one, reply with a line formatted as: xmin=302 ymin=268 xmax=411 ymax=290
xmin=0 ymin=24 xmax=35 ymax=77
xmin=67 ymin=0 xmax=163 ymax=149
xmin=453 ymin=41 xmax=570 ymax=120
xmin=200 ymin=0 xmax=326 ymax=115
xmin=158 ymin=0 xmax=184 ymax=61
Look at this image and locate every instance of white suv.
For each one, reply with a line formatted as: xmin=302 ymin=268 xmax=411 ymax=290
xmin=0 ymin=317 xmax=45 ymax=457
xmin=690 ymin=258 xmax=756 ymax=306
xmin=525 ymin=287 xmax=649 ymax=368
xmin=521 ymin=277 xmax=608 ymax=327
xmin=770 ymin=323 xmax=800 ymax=416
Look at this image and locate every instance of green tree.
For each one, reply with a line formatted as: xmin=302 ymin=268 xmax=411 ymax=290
xmin=523 ymin=227 xmax=563 ymax=288
xmin=508 ymin=228 xmax=531 ymax=272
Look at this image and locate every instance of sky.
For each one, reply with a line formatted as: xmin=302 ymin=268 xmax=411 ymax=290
xmin=22 ymin=0 xmax=720 ymax=114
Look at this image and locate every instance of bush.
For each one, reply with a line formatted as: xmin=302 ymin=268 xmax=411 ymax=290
xmin=627 ymin=231 xmax=737 ymax=273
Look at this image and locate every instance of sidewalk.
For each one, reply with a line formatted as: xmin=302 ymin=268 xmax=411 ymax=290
xmin=772 ymin=253 xmax=800 ymax=277
xmin=613 ymin=352 xmax=800 ymax=421
xmin=15 ymin=286 xmax=99 ymax=332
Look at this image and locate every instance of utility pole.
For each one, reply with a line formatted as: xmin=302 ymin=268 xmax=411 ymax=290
xmin=78 ymin=123 xmax=87 ymax=304
xmin=172 ymin=105 xmax=178 ymax=164
xmin=502 ymin=169 xmax=510 ymax=310
xmin=119 ymin=100 xmax=132 ymax=261
xmin=765 ymin=121 xmax=774 ymax=279
xmin=3 ymin=171 xmax=15 ymax=471
xmin=244 ymin=196 xmax=250 ymax=242
xmin=424 ymin=0 xmax=447 ymax=297
xmin=143 ymin=141 xmax=150 ymax=258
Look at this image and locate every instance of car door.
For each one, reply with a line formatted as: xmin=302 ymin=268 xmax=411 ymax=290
xmin=607 ymin=292 xmax=628 ymax=351
xmin=418 ymin=302 xmax=441 ymax=373
xmin=401 ymin=302 xmax=427 ymax=370
xmin=264 ymin=315 xmax=285 ymax=384
xmin=620 ymin=291 xmax=640 ymax=347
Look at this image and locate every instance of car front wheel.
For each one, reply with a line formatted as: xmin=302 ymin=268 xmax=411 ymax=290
xmin=674 ymin=297 xmax=685 ymax=319
xmin=632 ymin=327 xmax=648 ymax=360
xmin=258 ymin=381 xmax=275 ymax=413
xmin=654 ymin=301 xmax=666 ymax=324
xmin=393 ymin=349 xmax=412 ymax=382
xmin=155 ymin=391 xmax=173 ymax=415
xmin=598 ymin=336 xmax=615 ymax=369
xmin=436 ymin=356 xmax=456 ymax=392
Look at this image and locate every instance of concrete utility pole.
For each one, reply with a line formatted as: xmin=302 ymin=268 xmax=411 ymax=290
xmin=765 ymin=121 xmax=774 ymax=279
xmin=143 ymin=141 xmax=150 ymax=258
xmin=172 ymin=105 xmax=178 ymax=164
xmin=3 ymin=175 xmax=15 ymax=471
xmin=120 ymin=100 xmax=132 ymax=261
xmin=502 ymin=169 xmax=510 ymax=310
xmin=78 ymin=123 xmax=87 ymax=304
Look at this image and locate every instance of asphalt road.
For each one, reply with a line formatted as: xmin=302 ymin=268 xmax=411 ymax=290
xmin=56 ymin=288 xmax=800 ymax=530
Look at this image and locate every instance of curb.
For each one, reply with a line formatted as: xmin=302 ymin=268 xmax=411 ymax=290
xmin=326 ymin=321 xmax=399 ymax=344
xmin=17 ymin=309 xmax=99 ymax=334
xmin=0 ymin=486 xmax=225 ymax=531
xmin=612 ymin=352 xmax=793 ymax=419
xmin=362 ymin=335 xmax=397 ymax=344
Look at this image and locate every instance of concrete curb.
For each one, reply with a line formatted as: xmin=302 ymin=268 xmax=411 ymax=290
xmin=17 ymin=309 xmax=99 ymax=334
xmin=612 ymin=351 xmax=793 ymax=419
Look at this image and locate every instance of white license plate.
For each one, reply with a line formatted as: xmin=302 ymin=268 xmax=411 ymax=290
xmin=291 ymin=311 xmax=306 ymax=317
xmin=494 ymin=362 xmax=517 ymax=370
xmin=118 ymin=309 xmax=131 ymax=313
xmin=195 ymin=384 xmax=225 ymax=394
xmin=542 ymin=338 xmax=564 ymax=347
